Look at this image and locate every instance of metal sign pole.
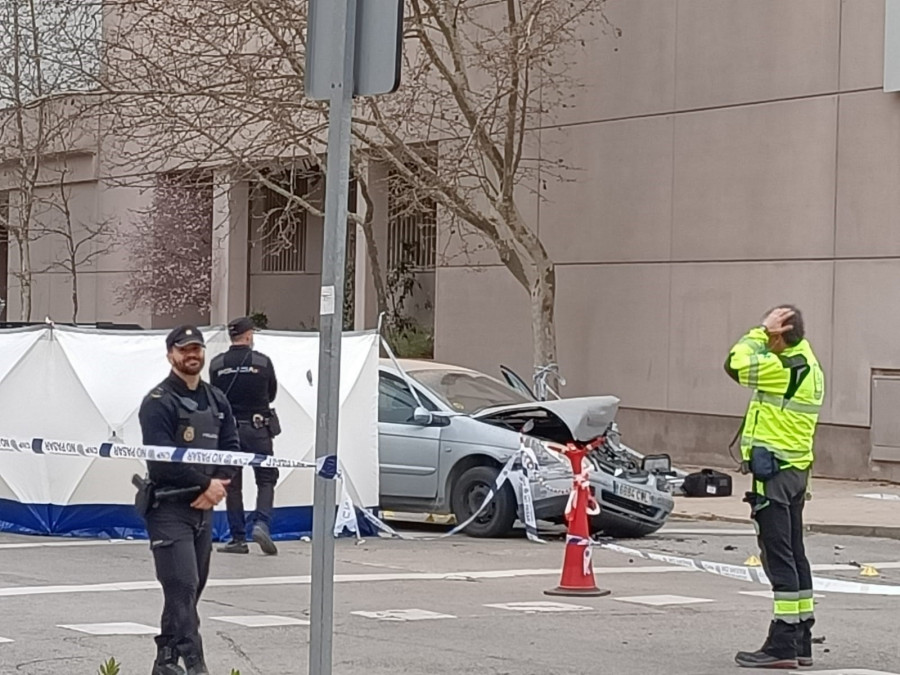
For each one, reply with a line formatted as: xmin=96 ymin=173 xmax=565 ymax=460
xmin=308 ymin=0 xmax=357 ymax=672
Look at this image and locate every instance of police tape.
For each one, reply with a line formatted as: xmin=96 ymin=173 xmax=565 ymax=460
xmin=0 ymin=433 xmax=553 ymax=543
xmin=0 ymin=435 xmax=332 ymax=474
xmin=598 ymin=541 xmax=900 ymax=596
xmin=350 ymin=437 xmax=549 ymax=544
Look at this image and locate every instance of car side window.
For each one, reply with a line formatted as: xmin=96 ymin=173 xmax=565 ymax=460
xmin=378 ymin=373 xmax=435 ymax=424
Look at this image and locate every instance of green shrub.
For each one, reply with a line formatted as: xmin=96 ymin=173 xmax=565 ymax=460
xmin=249 ymin=311 xmax=269 ymax=329
xmin=387 ymin=323 xmax=434 ymax=359
xmin=98 ymin=658 xmax=120 ymax=675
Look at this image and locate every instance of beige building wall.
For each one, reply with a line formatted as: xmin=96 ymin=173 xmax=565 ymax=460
xmin=2 ymin=0 xmax=897 ymax=481
xmin=434 ymin=0 xmax=900 ymax=480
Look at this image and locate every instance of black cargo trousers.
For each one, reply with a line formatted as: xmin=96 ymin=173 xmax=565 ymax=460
xmin=225 ymin=423 xmax=278 ymax=541
xmin=746 ymin=466 xmax=814 ymax=654
xmin=146 ymin=502 xmax=213 ymax=667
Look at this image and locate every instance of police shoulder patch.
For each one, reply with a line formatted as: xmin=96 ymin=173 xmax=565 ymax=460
xmin=150 ymin=387 xmax=165 ymax=399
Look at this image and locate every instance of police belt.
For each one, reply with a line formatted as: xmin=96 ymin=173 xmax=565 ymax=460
xmin=132 ymin=474 xmax=202 ymax=516
xmin=237 ymin=413 xmax=272 ymax=429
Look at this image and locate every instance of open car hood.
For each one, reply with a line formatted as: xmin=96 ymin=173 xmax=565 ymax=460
xmin=472 ymin=396 xmax=620 ymax=443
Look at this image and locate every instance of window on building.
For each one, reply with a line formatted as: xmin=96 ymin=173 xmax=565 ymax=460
xmin=387 ymin=162 xmax=437 ymax=271
xmin=258 ymin=172 xmax=310 ymax=273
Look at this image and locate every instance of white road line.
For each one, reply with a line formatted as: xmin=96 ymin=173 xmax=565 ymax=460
xmin=614 ymin=594 xmax=715 ymax=607
xmin=0 ymin=565 xmax=694 ymax=598
xmin=656 ymin=528 xmax=756 ymax=536
xmin=351 ymin=609 xmax=456 ymax=622
xmin=811 ymin=562 xmax=900 ymax=572
xmin=740 ymin=590 xmax=825 ymax=599
xmin=58 ymin=622 xmax=157 ymax=636
xmin=485 ymin=601 xmax=592 ymax=613
xmin=0 ymin=539 xmax=143 ymax=551
xmin=794 ymin=670 xmax=900 ymax=675
xmin=211 ymin=615 xmax=309 ymax=628
xmin=0 ymin=637 xmax=12 ymax=644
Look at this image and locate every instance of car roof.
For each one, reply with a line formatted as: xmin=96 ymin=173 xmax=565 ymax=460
xmin=379 ymin=357 xmax=482 ymax=375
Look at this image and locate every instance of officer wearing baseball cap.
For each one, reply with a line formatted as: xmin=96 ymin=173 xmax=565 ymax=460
xmin=210 ymin=316 xmax=281 ymax=556
xmin=138 ymin=325 xmax=240 ymax=675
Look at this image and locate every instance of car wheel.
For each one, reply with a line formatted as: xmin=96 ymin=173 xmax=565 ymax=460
xmin=589 ymin=514 xmax=662 ymax=539
xmin=450 ymin=465 xmax=517 ymax=538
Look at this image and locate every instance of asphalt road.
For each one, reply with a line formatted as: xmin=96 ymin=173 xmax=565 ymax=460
xmin=0 ymin=522 xmax=898 ymax=675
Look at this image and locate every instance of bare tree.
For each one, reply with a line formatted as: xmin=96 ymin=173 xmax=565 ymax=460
xmin=354 ymin=0 xmax=612 ymax=370
xmin=33 ymin=168 xmax=117 ymax=323
xmin=95 ymin=0 xmax=611 ymax=368
xmin=117 ymin=173 xmax=213 ymax=318
xmin=0 ymin=0 xmax=101 ymax=321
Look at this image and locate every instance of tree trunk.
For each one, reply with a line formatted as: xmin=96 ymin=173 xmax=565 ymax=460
xmin=71 ymin=266 xmax=78 ymax=323
xmin=500 ymin=206 xmax=558 ymax=375
xmin=356 ymin=177 xmax=389 ymax=318
xmin=14 ymin=235 xmax=31 ymax=322
xmin=530 ymin=257 xmax=557 ymax=372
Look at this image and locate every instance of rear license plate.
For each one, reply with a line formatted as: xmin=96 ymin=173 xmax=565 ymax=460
xmin=614 ymin=482 xmax=652 ymax=505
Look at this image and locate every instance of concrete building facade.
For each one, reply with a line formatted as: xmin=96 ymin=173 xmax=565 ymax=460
xmin=435 ymin=0 xmax=900 ymax=482
xmin=1 ymin=1 xmax=900 ymax=481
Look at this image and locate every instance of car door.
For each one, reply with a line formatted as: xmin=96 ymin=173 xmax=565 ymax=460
xmin=499 ymin=365 xmax=537 ymax=400
xmin=378 ymin=372 xmax=441 ymax=500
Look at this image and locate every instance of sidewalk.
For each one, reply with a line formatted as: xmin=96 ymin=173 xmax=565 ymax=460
xmin=671 ymin=468 xmax=900 ymax=539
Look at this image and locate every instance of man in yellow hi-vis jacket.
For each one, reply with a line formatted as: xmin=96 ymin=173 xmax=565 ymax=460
xmin=725 ymin=306 xmax=825 ymax=669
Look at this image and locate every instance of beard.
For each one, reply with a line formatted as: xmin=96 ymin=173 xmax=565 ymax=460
xmin=174 ymin=354 xmax=204 ymax=376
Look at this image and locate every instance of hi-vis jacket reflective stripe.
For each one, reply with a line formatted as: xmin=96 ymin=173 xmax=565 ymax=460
xmin=725 ymin=327 xmax=825 ymax=471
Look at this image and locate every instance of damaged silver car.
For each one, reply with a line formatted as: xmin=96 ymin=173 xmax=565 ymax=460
xmin=377 ymin=359 xmax=675 ymax=538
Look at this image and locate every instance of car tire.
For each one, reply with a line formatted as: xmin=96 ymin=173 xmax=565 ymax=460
xmin=589 ymin=514 xmax=662 ymax=539
xmin=450 ymin=465 xmax=517 ymax=538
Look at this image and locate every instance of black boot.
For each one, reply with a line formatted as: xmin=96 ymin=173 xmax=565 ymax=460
xmin=217 ymin=539 xmax=249 ymax=554
xmin=796 ymin=618 xmax=815 ymax=667
xmin=181 ymin=643 xmax=209 ymax=675
xmin=252 ymin=522 xmax=278 ymax=556
xmin=735 ymin=621 xmax=798 ymax=669
xmin=151 ymin=645 xmax=185 ymax=675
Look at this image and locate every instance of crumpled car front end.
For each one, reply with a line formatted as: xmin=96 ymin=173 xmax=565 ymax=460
xmin=474 ymin=397 xmax=675 ymax=538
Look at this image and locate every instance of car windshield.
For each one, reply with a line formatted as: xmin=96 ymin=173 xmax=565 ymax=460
xmin=408 ymin=368 xmax=532 ymax=414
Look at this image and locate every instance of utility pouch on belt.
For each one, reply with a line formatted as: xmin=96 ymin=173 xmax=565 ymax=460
xmin=266 ymin=408 xmax=282 ymax=438
xmin=742 ymin=490 xmax=768 ymax=518
xmin=749 ymin=446 xmax=780 ymax=481
xmin=132 ymin=473 xmax=155 ymax=517
xmin=132 ymin=474 xmax=202 ymax=516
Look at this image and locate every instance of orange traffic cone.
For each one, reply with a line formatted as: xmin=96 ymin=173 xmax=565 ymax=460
xmin=545 ymin=443 xmax=610 ymax=597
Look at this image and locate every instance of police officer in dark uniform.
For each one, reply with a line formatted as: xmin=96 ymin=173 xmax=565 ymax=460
xmin=138 ymin=325 xmax=239 ymax=675
xmin=210 ymin=316 xmax=280 ymax=556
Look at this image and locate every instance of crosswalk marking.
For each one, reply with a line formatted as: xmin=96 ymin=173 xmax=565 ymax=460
xmin=351 ymin=609 xmax=456 ymax=622
xmin=0 ymin=540 xmax=143 ymax=551
xmin=740 ymin=590 xmax=825 ymax=599
xmin=485 ymin=601 xmax=592 ymax=613
xmin=58 ymin=622 xmax=157 ymax=635
xmin=211 ymin=615 xmax=309 ymax=628
xmin=0 ymin=565 xmax=692 ymax=598
xmin=614 ymin=594 xmax=715 ymax=607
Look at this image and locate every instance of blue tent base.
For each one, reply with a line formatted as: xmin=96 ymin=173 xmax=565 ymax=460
xmin=0 ymin=498 xmax=379 ymax=541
